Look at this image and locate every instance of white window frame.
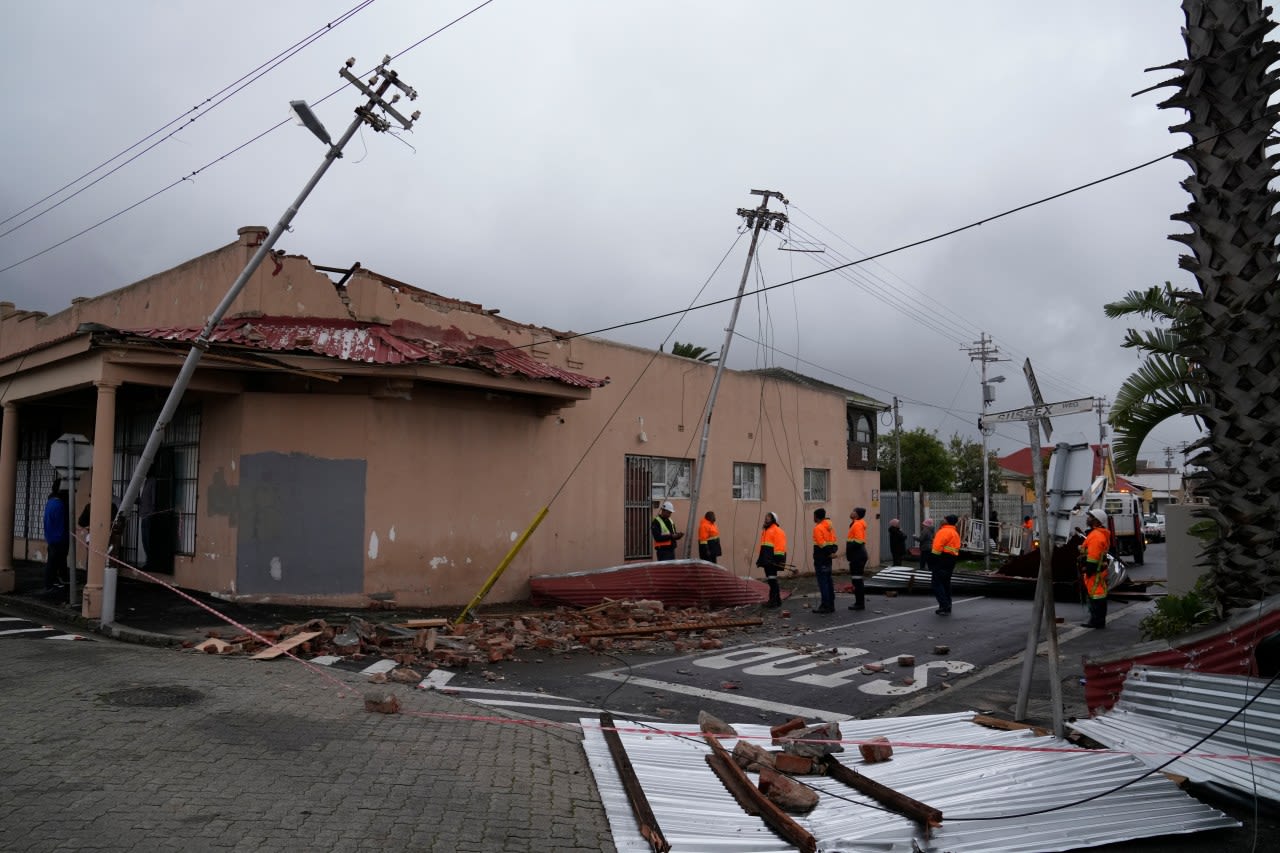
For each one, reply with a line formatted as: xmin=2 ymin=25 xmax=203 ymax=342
xmin=803 ymin=468 xmax=829 ymax=502
xmin=733 ymin=462 xmax=763 ymax=501
xmin=649 ymin=457 xmax=692 ymax=500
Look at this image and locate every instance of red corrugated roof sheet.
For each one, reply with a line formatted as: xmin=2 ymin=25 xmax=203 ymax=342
xmin=126 ymin=316 xmax=607 ymax=389
xmin=1083 ymin=597 xmax=1280 ymax=715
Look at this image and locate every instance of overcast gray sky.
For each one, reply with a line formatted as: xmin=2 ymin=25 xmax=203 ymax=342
xmin=1 ymin=1 xmax=1209 ymax=466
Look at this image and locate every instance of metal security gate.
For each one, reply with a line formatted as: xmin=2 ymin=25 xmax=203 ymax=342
xmin=624 ymin=455 xmax=654 ymax=560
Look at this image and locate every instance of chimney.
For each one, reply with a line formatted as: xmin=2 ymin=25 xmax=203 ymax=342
xmin=0 ymin=301 xmax=14 ymax=319
xmin=237 ymin=225 xmax=269 ymax=247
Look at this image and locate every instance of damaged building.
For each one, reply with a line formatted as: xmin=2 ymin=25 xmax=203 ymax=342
xmin=0 ymin=226 xmax=884 ymax=618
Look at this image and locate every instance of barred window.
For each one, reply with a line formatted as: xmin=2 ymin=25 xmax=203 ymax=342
xmin=803 ymin=468 xmax=829 ymax=502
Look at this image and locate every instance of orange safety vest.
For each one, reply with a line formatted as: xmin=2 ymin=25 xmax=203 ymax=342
xmin=698 ymin=518 xmax=720 ymax=547
xmin=931 ymin=524 xmax=961 ymax=557
xmin=1082 ymin=527 xmax=1111 ymax=599
xmin=813 ymin=518 xmax=838 ymax=549
xmin=846 ymin=517 xmax=867 ymax=546
xmin=1023 ymin=518 xmax=1034 ymax=531
xmin=759 ymin=524 xmax=787 ymax=558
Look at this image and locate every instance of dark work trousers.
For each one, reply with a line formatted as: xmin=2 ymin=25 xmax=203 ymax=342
xmin=44 ymin=540 xmax=69 ymax=589
xmin=763 ymin=564 xmax=781 ymax=606
xmin=654 ymin=546 xmax=676 ymax=561
xmin=847 ymin=543 xmax=868 ymax=609
xmin=1086 ymin=596 xmax=1108 ymax=628
xmin=931 ymin=556 xmax=956 ymax=612
xmin=814 ymin=556 xmax=834 ymax=611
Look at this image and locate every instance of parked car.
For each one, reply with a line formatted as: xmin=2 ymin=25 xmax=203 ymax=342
xmin=1143 ymin=513 xmax=1166 ymax=543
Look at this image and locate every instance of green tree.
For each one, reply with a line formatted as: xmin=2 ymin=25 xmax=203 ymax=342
xmin=669 ymin=341 xmax=718 ymax=363
xmin=1104 ymin=282 xmax=1205 ymax=474
xmin=947 ymin=434 xmax=1002 ymax=497
xmin=877 ymin=428 xmax=953 ymax=492
xmin=1147 ymin=0 xmax=1280 ymax=610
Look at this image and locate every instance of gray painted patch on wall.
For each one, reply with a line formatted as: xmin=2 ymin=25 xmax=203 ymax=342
xmin=237 ymin=452 xmax=365 ymax=595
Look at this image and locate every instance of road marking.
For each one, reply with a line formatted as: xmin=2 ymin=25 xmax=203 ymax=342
xmin=613 ymin=597 xmax=985 ymax=673
xmin=0 ymin=617 xmax=27 ymax=622
xmin=588 ymin=671 xmax=846 ymax=722
xmin=466 ymin=698 xmax=662 ymax=719
xmin=360 ymin=659 xmax=397 ymax=675
xmin=0 ymin=627 xmax=52 ymax=636
xmin=419 ymin=670 xmax=661 ymax=719
xmin=44 ymin=634 xmax=88 ymax=641
xmin=309 ymin=655 xmax=342 ymax=666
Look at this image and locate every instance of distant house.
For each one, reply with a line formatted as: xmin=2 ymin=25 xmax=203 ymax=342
xmin=1 ymin=227 xmax=885 ymax=616
xmin=997 ymin=445 xmax=1143 ymax=503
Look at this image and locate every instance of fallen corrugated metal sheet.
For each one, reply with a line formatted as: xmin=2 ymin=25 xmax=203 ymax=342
xmin=1083 ymin=594 xmax=1280 ymax=714
xmin=530 ymin=560 xmax=778 ymax=609
xmin=582 ymin=712 xmax=1238 ymax=852
xmin=123 ymin=316 xmax=608 ymax=388
xmin=1071 ymin=665 xmax=1280 ymax=803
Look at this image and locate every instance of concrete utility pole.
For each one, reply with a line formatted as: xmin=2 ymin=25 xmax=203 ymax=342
xmin=964 ymin=333 xmax=1006 ymax=573
xmin=97 ymin=57 xmax=421 ymax=624
xmin=1095 ymin=397 xmax=1111 ymax=487
xmin=684 ymin=189 xmax=788 ymax=557
xmin=893 ymin=396 xmax=903 ymax=523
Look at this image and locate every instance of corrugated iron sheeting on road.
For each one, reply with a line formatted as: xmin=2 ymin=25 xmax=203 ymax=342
xmin=1083 ymin=594 xmax=1280 ymax=714
xmin=1071 ymin=665 xmax=1280 ymax=803
xmin=581 ymin=712 xmax=1237 ymax=853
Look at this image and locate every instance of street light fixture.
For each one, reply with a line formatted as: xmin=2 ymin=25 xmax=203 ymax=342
xmin=289 ymin=100 xmax=332 ymax=146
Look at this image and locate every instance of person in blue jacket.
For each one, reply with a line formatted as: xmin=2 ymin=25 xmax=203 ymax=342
xmin=43 ymin=485 xmax=70 ymax=592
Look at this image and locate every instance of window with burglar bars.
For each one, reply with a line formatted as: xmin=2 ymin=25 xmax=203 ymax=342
xmin=623 ymin=454 xmax=693 ymax=559
xmin=733 ymin=462 xmax=763 ymax=501
xmin=803 ymin=468 xmax=829 ymax=502
xmin=13 ymin=426 xmax=53 ymax=542
xmin=112 ymin=407 xmax=201 ymax=567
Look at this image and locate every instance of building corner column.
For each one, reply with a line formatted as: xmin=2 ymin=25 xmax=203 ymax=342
xmin=0 ymin=403 xmax=18 ymax=592
xmin=82 ymin=382 xmax=118 ymax=619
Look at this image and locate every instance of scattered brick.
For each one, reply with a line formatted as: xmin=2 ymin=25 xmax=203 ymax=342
xmin=858 ymin=736 xmax=893 ymax=763
xmin=363 ymin=691 xmax=400 ymax=714
xmin=757 ymin=767 xmax=819 ymax=813
xmin=698 ymin=711 xmax=737 ymax=737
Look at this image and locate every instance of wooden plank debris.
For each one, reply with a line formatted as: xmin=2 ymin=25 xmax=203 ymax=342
xmin=397 ymin=618 xmax=450 ymax=629
xmin=703 ymin=734 xmax=817 ymax=853
xmin=194 ymin=638 xmax=233 ymax=654
xmin=575 ymin=617 xmax=763 ymax=639
xmin=250 ymin=630 xmax=322 ymax=660
xmin=971 ymin=714 xmax=1050 ymax=737
xmin=599 ymin=712 xmax=670 ymax=853
xmin=824 ymin=756 xmax=942 ymax=833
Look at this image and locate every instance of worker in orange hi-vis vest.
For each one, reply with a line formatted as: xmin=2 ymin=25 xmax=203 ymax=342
xmin=697 ymin=511 xmax=722 ymax=563
xmin=811 ymin=508 xmax=839 ymax=614
xmin=1079 ymin=509 xmax=1112 ymax=629
xmin=846 ymin=506 xmax=869 ymax=611
xmin=930 ymin=514 xmax=962 ymax=615
xmin=756 ymin=511 xmax=787 ymax=608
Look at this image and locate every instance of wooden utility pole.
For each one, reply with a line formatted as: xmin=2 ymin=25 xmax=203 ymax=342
xmin=684 ymin=190 xmax=788 ymax=556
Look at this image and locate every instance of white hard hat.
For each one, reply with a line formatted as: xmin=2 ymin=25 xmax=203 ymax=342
xmin=661 ymin=501 xmax=675 ymax=512
xmin=1089 ymin=509 xmax=1107 ymax=526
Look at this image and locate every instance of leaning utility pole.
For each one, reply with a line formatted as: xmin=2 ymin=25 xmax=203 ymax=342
xmin=97 ymin=57 xmax=420 ymax=624
xmin=893 ymin=396 xmax=903 ymax=524
xmin=684 ymin=190 xmax=788 ymax=556
xmin=965 ymin=333 xmax=1006 ymax=573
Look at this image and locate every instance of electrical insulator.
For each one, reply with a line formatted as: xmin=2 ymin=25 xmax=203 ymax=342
xmin=745 ymin=216 xmax=756 ymax=228
xmin=774 ymin=219 xmax=784 ymax=231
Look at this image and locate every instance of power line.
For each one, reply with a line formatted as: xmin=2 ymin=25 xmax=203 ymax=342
xmin=0 ymin=0 xmax=379 ymax=240
xmin=0 ymin=0 xmax=497 ymax=277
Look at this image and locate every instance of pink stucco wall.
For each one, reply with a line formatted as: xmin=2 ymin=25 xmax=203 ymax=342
xmin=3 ymin=227 xmax=882 ymax=607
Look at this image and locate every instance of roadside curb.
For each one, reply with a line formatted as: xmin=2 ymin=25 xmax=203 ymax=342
xmin=0 ymin=592 xmax=184 ymax=647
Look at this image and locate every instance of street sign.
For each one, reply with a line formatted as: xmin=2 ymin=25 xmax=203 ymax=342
xmin=1023 ymin=359 xmax=1054 ymax=442
xmin=987 ymin=396 xmax=1095 ymax=424
xmin=49 ymin=433 xmax=93 ymax=480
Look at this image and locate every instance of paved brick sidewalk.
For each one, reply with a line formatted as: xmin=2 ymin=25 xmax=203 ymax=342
xmin=0 ymin=637 xmax=616 ymax=853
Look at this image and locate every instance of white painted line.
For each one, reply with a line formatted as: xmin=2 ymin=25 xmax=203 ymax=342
xmin=419 ymin=670 xmax=455 ymax=690
xmin=309 ymin=655 xmax=342 ymax=666
xmin=0 ymin=627 xmax=52 ymax=636
xmin=467 ymin=698 xmax=663 ymax=719
xmin=615 ymin=597 xmax=987 ymax=674
xmin=589 ymin=671 xmax=847 ymax=722
xmin=422 ymin=683 xmax=583 ymax=700
xmin=360 ymin=659 xmax=397 ymax=675
xmin=0 ymin=617 xmax=26 ymax=622
xmin=45 ymin=634 xmax=87 ymax=641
